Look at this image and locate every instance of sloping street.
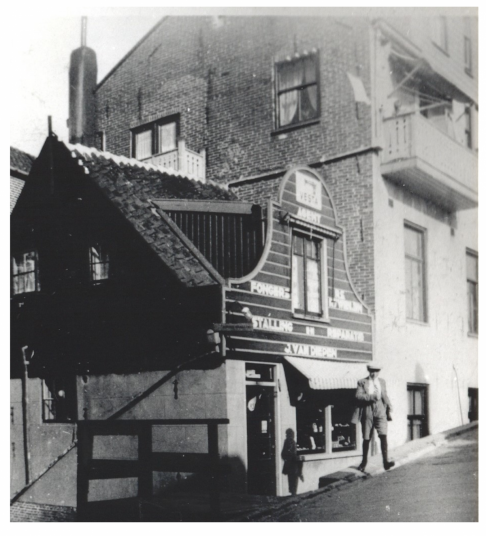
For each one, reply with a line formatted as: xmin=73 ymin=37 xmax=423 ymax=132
xmin=264 ymin=428 xmax=478 ymax=522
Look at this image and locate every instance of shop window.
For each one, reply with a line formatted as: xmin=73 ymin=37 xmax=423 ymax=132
xmin=275 ymin=53 xmax=319 ymax=129
xmin=89 ymin=244 xmax=110 ymax=283
xmin=12 ymin=250 xmax=39 ymax=295
xmin=466 ymin=250 xmax=478 ymax=334
xmin=132 ymin=117 xmax=178 ymax=160
xmin=292 ymin=233 xmax=328 ymax=318
xmin=432 ymin=16 xmax=448 ymax=53
xmin=407 ymin=384 xmax=428 ymax=440
xmin=296 ymin=400 xmax=326 ymax=453
xmin=464 ymin=106 xmax=472 ymax=149
xmin=331 ymin=401 xmax=357 ymax=452
xmin=42 ymin=378 xmax=77 ymax=423
xmin=295 ymin=392 xmax=357 ymax=455
xmin=404 ymin=224 xmax=427 ymax=322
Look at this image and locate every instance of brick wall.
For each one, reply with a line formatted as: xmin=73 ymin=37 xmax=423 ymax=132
xmin=95 ymin=15 xmax=376 ymax=307
xmin=10 ymin=502 xmax=76 ymax=522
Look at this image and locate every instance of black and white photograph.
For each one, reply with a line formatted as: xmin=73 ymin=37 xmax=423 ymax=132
xmin=9 ymin=4 xmax=478 ymax=523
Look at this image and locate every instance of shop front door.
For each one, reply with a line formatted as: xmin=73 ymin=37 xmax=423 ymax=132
xmin=246 ymin=384 xmax=276 ymax=495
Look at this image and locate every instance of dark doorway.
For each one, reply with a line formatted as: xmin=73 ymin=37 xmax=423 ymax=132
xmin=246 ymin=384 xmax=276 ymax=495
xmin=468 ymin=388 xmax=478 ymax=422
xmin=407 ymin=383 xmax=428 ymax=440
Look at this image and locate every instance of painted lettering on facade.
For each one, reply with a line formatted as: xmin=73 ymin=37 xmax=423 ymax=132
xmin=296 ymin=207 xmax=322 ymax=225
xmin=250 ymin=281 xmax=290 ymax=299
xmin=284 ymin=343 xmax=337 ymax=359
xmin=329 ymin=298 xmax=364 ymax=314
xmin=329 ymin=289 xmax=364 ymax=313
xmin=252 ymin=316 xmax=294 ymax=333
xmin=327 ymin=327 xmax=365 ymax=342
xmin=296 ymin=171 xmax=322 ymax=210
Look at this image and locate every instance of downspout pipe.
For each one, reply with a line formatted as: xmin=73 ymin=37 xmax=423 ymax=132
xmin=21 ymin=346 xmax=31 ymax=485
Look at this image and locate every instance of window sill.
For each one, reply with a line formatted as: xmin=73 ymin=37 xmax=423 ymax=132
xmin=432 ymin=41 xmax=449 ymax=56
xmin=300 ymin=449 xmax=360 ymax=462
xmin=406 ymin=318 xmax=429 ymax=327
xmin=467 ymin=332 xmax=478 ymax=339
xmin=271 ymin=119 xmax=320 ymax=137
xmin=293 ymin=312 xmax=330 ymax=324
xmin=465 ymin=68 xmax=474 ymax=78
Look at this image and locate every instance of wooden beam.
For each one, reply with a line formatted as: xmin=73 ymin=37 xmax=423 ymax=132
xmin=152 ymin=199 xmax=255 ymax=214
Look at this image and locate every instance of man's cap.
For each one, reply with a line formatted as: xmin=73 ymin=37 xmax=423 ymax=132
xmin=367 ymin=363 xmax=382 ymax=371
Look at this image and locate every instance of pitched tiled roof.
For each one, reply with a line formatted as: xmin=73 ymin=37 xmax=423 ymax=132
xmin=10 ymin=147 xmax=35 ymax=176
xmin=10 ymin=147 xmax=35 ymax=213
xmin=65 ymin=142 xmax=229 ymax=287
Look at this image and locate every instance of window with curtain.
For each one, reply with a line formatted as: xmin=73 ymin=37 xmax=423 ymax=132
xmin=404 ymin=224 xmax=427 ymax=322
xmin=407 ymin=384 xmax=428 ymax=440
xmin=89 ymin=244 xmax=110 ymax=283
xmin=276 ymin=54 xmax=319 ymax=128
xmin=292 ymin=233 xmax=327 ymax=317
xmin=466 ymin=250 xmax=478 ymax=334
xmin=12 ymin=250 xmax=39 ymax=295
xmin=132 ymin=117 xmax=178 ymax=160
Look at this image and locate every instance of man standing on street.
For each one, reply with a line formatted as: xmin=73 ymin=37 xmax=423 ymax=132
xmin=352 ymin=363 xmax=395 ymax=472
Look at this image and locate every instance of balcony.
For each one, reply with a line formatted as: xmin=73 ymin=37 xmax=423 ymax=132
xmin=143 ymin=140 xmax=206 ymax=182
xmin=381 ymin=112 xmax=478 ymax=210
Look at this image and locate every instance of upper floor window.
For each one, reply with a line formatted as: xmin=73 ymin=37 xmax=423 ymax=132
xmin=275 ymin=53 xmax=319 ymax=129
xmin=466 ymin=250 xmax=478 ymax=334
xmin=89 ymin=244 xmax=110 ymax=283
xmin=432 ymin=16 xmax=448 ymax=53
xmin=12 ymin=250 xmax=39 ymax=295
xmin=132 ymin=117 xmax=177 ymax=160
xmin=404 ymin=224 xmax=427 ymax=322
xmin=42 ymin=378 xmax=77 ymax=423
xmin=464 ymin=17 xmax=473 ymax=74
xmin=292 ymin=233 xmax=327 ymax=318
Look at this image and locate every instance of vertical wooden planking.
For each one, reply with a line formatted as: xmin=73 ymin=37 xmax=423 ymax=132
xmin=207 ymin=423 xmax=220 ymax=518
xmin=76 ymin=422 xmax=93 ymax=521
xmin=138 ymin=423 xmax=153 ymax=499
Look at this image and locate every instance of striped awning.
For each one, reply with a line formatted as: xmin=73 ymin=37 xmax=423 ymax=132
xmin=284 ymin=356 xmax=366 ymax=390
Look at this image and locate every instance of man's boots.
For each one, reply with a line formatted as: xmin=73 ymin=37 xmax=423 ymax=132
xmin=358 ymin=439 xmax=370 ymax=472
xmin=379 ymin=435 xmax=395 ymax=470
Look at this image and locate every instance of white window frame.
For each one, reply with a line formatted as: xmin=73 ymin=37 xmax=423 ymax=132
xmin=404 ymin=223 xmax=427 ymax=323
xmin=291 ymin=230 xmax=329 ymax=321
xmin=11 ymin=250 xmax=40 ymax=295
xmin=466 ymin=249 xmax=478 ymax=335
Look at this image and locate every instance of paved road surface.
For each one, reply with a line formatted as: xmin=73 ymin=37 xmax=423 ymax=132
xmin=268 ymin=428 xmax=478 ymax=522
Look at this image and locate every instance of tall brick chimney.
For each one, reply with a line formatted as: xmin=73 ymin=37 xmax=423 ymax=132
xmin=68 ymin=17 xmax=97 ymax=146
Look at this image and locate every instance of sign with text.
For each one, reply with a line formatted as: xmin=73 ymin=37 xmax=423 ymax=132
xmin=296 ymin=171 xmax=322 ymax=211
xmin=250 ymin=281 xmax=290 ymax=299
xmin=284 ymin=342 xmax=337 ymax=359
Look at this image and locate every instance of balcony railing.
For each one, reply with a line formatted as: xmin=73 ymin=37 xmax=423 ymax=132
xmin=381 ymin=112 xmax=477 ymax=210
xmin=144 ymin=140 xmax=206 ymax=182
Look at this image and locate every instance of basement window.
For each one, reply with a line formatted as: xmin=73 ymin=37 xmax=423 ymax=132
xmin=12 ymin=250 xmax=39 ymax=295
xmin=132 ymin=117 xmax=178 ymax=160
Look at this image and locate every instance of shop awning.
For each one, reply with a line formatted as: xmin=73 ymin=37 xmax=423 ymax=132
xmin=284 ymin=356 xmax=366 ymax=390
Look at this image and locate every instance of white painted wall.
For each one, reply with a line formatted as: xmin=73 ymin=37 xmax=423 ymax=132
xmin=372 ymin=157 xmax=478 ymax=448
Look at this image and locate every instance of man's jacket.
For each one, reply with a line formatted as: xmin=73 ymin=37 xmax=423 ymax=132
xmin=351 ymin=377 xmax=393 ymax=424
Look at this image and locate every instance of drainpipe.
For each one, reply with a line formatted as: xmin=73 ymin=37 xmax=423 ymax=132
xmin=452 ymin=364 xmax=464 ymax=425
xmin=21 ymin=346 xmax=31 ymax=485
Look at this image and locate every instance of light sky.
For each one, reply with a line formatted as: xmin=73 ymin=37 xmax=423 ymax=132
xmin=10 ymin=3 xmax=475 ymax=158
xmin=10 ymin=7 xmax=170 ymax=157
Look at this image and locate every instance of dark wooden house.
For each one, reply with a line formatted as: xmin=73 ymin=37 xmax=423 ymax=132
xmin=11 ymin=132 xmax=373 ymax=512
